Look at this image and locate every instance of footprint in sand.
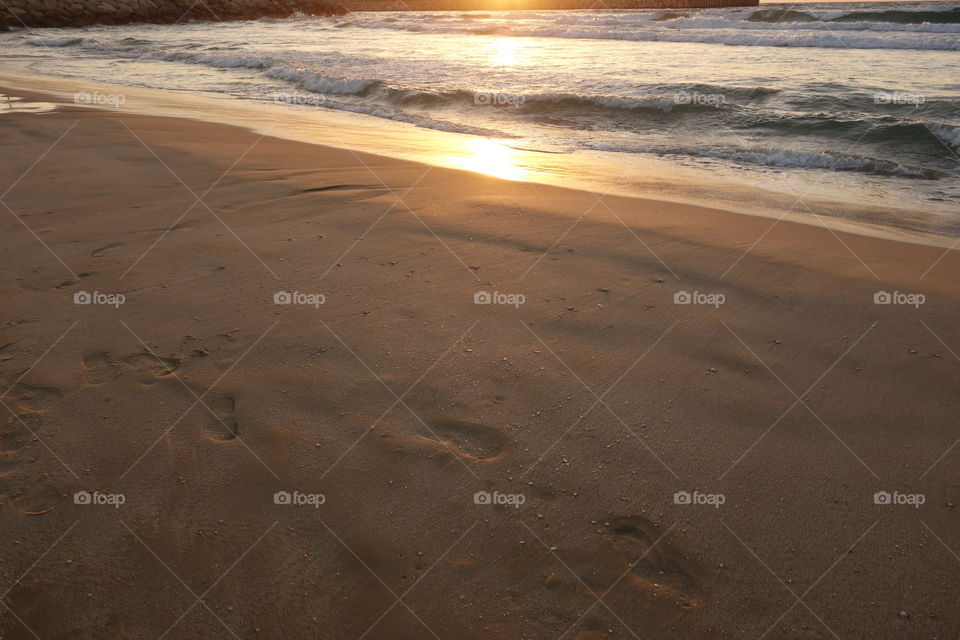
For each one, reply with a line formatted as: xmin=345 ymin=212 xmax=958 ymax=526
xmin=423 ymin=418 xmax=509 ymax=461
xmin=91 ymin=242 xmax=124 ymax=257
xmin=0 ymin=342 xmax=20 ymax=363
xmin=122 ymin=352 xmax=181 ymax=385
xmin=604 ymin=515 xmax=697 ymax=593
xmin=6 ymin=383 xmax=63 ymax=413
xmin=81 ymin=350 xmax=182 ymax=386
xmin=203 ymin=395 xmax=238 ymax=441
xmin=82 ymin=351 xmax=120 ymax=385
xmin=1 ymin=413 xmax=41 ymax=455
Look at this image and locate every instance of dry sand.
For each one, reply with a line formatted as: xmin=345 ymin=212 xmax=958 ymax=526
xmin=1 ymin=88 xmax=958 ymax=640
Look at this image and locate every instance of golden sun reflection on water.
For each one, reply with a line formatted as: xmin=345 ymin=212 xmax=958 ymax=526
xmin=490 ymin=38 xmax=521 ymax=67
xmin=443 ymin=138 xmax=530 ymax=181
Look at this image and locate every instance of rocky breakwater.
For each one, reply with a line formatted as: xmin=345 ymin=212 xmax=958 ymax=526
xmin=1 ymin=0 xmax=346 ymax=29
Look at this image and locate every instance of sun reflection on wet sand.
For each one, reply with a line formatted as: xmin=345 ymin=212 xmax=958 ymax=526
xmin=0 ymin=93 xmax=58 ymax=114
xmin=443 ymin=138 xmax=530 ymax=181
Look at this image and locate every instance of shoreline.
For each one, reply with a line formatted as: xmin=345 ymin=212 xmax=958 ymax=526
xmin=2 ymin=84 xmax=959 ymax=639
xmin=2 ymin=73 xmax=955 ymax=250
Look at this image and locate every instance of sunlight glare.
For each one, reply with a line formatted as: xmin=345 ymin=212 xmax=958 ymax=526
xmin=490 ymin=38 xmax=520 ymax=67
xmin=445 ymin=138 xmax=529 ymax=181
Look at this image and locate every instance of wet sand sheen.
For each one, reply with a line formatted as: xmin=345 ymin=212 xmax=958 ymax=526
xmin=1 ymin=88 xmax=959 ymax=639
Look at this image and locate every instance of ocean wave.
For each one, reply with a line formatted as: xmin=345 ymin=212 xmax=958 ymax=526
xmin=139 ymin=50 xmax=279 ymax=68
xmin=344 ymin=7 xmax=960 ymax=49
xmin=586 ymin=143 xmax=944 ymax=179
xmin=740 ymin=115 xmax=960 ymax=157
xmin=353 ymin=20 xmax=960 ymax=50
xmin=29 ymin=37 xmax=86 ymax=47
xmin=132 ymin=47 xmax=777 ymax=117
xmin=266 ymin=67 xmax=779 ymax=117
xmin=265 ymin=66 xmax=379 ymax=94
xmin=928 ymin=123 xmax=960 ymax=149
xmin=697 ymin=147 xmax=941 ymax=179
xmin=272 ymin=94 xmax=512 ymax=137
xmin=655 ymin=15 xmax=960 ymax=34
xmin=826 ymin=8 xmax=960 ymax=25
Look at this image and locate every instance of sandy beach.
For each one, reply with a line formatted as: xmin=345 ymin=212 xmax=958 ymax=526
xmin=2 ymin=88 xmax=959 ymax=639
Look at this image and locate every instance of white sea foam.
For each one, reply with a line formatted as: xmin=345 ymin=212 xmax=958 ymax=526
xmin=264 ymin=66 xmax=377 ymax=95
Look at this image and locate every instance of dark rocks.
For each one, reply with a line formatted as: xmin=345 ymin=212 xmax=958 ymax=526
xmin=2 ymin=0 xmax=347 ymax=29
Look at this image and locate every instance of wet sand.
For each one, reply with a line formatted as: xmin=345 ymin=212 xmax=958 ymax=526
xmin=1 ymin=88 xmax=959 ymax=640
